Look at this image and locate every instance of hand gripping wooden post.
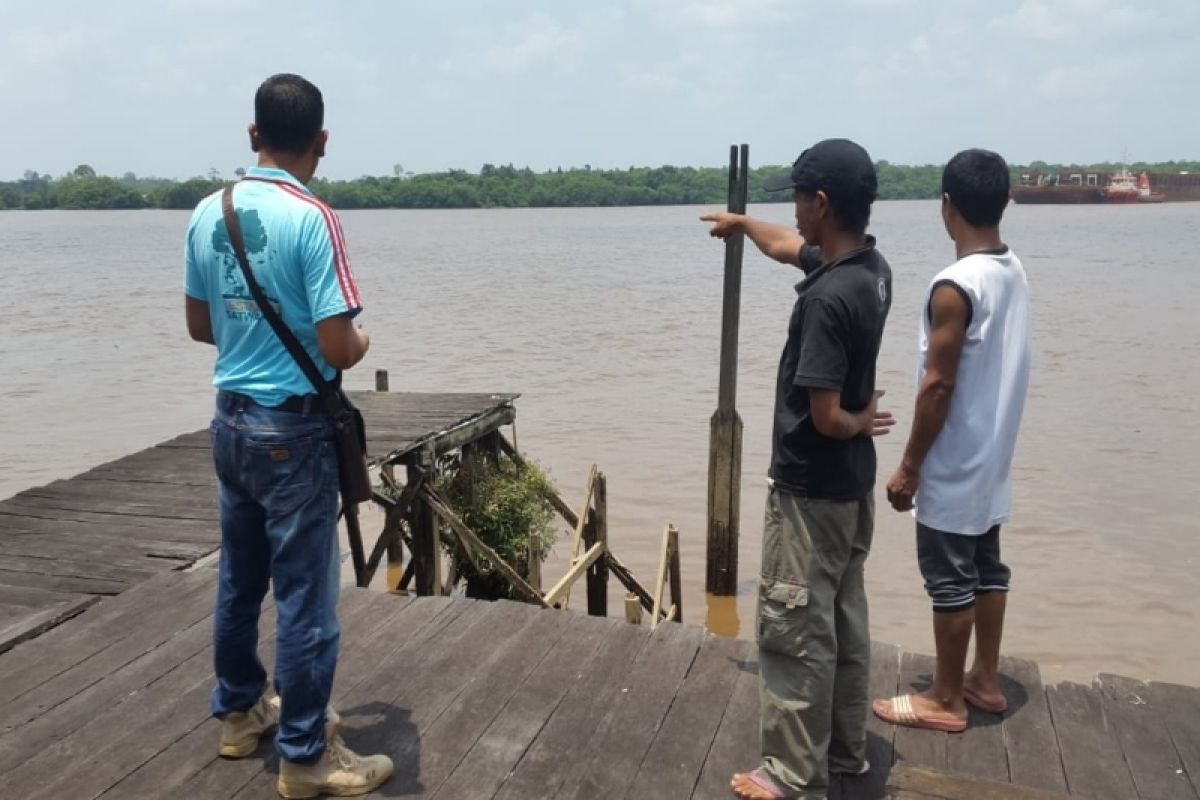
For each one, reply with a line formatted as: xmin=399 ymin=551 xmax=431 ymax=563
xmin=706 ymin=143 xmax=748 ymax=596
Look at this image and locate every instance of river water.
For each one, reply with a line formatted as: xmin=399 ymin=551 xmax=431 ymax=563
xmin=1 ymin=200 xmax=1196 ymax=684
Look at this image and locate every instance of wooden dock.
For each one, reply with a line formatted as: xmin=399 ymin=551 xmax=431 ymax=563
xmin=0 ymin=565 xmax=1198 ymax=799
xmin=2 ymin=390 xmax=1199 ymax=799
xmin=0 ymin=391 xmax=517 ymax=653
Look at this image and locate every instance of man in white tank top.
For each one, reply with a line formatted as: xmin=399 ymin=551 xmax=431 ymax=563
xmin=873 ymin=150 xmax=1032 ymax=732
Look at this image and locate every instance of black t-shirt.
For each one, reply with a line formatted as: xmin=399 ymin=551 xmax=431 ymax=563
xmin=769 ymin=236 xmax=892 ymax=500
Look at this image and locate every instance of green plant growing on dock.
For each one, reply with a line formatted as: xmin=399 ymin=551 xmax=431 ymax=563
xmin=438 ymin=455 xmax=557 ymax=601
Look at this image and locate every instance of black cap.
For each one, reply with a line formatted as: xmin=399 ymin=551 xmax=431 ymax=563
xmin=763 ymin=138 xmax=878 ymax=204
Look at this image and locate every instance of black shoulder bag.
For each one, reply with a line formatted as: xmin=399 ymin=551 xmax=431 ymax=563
xmin=221 ymin=185 xmax=373 ymax=504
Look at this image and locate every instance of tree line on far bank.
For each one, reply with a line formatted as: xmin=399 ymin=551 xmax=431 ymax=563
xmin=4 ymin=160 xmax=1198 ymax=211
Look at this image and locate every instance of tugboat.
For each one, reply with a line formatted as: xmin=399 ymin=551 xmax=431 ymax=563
xmin=1104 ymin=168 xmax=1140 ymax=203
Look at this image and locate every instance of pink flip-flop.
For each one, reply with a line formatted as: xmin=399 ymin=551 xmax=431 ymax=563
xmin=731 ymin=768 xmax=787 ymax=799
xmin=964 ymin=686 xmax=1007 ymax=714
xmin=872 ymin=694 xmax=967 ymax=733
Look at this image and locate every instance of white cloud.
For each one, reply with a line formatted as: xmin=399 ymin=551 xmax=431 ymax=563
xmin=992 ymin=0 xmax=1157 ymax=40
xmin=487 ymin=15 xmax=582 ymax=74
xmin=635 ymin=0 xmax=798 ymax=28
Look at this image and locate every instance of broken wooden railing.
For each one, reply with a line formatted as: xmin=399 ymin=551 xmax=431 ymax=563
xmin=346 ymin=371 xmax=681 ymax=628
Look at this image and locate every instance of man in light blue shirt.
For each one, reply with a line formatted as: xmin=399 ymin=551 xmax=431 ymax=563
xmin=185 ymin=73 xmax=391 ymax=799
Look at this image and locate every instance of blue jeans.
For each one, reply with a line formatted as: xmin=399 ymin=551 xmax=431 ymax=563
xmin=209 ymin=391 xmax=341 ymax=764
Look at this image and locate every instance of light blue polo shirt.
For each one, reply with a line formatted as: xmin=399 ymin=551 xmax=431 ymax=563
xmin=184 ymin=167 xmax=363 ymax=407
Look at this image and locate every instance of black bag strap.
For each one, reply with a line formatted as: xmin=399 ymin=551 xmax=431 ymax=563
xmin=221 ymin=184 xmax=342 ymax=411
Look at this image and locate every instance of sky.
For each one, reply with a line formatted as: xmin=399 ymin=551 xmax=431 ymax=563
xmin=2 ymin=0 xmax=1197 ymax=180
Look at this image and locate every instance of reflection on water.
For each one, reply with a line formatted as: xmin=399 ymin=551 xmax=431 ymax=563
xmin=704 ymin=592 xmax=742 ymax=638
xmin=2 ymin=202 xmax=1198 ymax=683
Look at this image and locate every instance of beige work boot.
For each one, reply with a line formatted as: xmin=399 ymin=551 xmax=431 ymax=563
xmin=219 ymin=693 xmax=282 ymax=758
xmin=276 ymin=719 xmax=393 ymax=799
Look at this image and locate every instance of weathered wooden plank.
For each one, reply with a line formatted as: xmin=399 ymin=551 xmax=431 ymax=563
xmin=999 ymin=656 xmax=1067 ymax=794
xmin=0 ymin=584 xmax=264 ymax=773
xmin=946 ymin=686 xmax=1008 ymax=784
xmin=845 ymin=641 xmax=901 ymax=800
xmin=432 ymin=614 xmax=618 ymax=799
xmin=227 ymin=598 xmax=518 ymax=798
xmin=98 ymin=590 xmax=427 ymax=799
xmin=491 ymin=619 xmax=652 ymax=800
xmin=0 ymin=595 xmax=99 ymax=657
xmin=892 ymin=651 xmax=946 ymax=771
xmin=0 ymin=583 xmax=82 ymax=609
xmin=0 ymin=530 xmax=204 ymax=566
xmin=0 ymin=567 xmax=130 ymax=596
xmin=0 ymin=571 xmax=215 ymax=709
xmin=1046 ymin=681 xmax=1137 ymax=800
xmin=6 ymin=489 xmax=219 ymax=522
xmin=558 ymin=622 xmax=706 ymax=800
xmin=154 ymin=589 xmax=405 ymax=799
xmin=0 ymin=503 xmax=219 ymax=539
xmin=398 ymin=607 xmax=572 ymax=797
xmin=0 ymin=552 xmax=155 ymax=584
xmin=1096 ymin=673 xmax=1197 ymax=800
xmin=691 ymin=653 xmax=760 ymax=800
xmin=887 ymin=764 xmax=1077 ymax=799
xmin=629 ymin=633 xmax=750 ymax=799
xmin=1148 ymin=680 xmax=1200 ymax=799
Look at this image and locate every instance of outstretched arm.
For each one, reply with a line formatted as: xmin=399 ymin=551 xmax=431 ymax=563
xmin=700 ymin=212 xmax=804 ymax=267
xmin=886 ymin=284 xmax=970 ymax=511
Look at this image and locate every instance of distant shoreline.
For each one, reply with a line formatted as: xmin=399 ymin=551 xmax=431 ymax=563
xmin=4 ymin=161 xmax=1197 ymax=211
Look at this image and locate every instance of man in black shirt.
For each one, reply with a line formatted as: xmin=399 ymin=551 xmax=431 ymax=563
xmin=702 ymin=139 xmax=893 ymax=800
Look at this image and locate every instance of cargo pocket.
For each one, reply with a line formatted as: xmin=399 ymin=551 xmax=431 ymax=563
xmin=758 ymin=577 xmax=809 ymax=657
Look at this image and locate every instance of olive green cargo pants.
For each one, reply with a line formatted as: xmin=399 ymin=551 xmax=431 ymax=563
xmin=756 ymin=487 xmax=874 ymax=799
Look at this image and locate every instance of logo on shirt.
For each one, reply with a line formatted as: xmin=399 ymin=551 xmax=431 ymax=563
xmin=211 ymin=208 xmax=278 ymax=321
xmin=877 ymin=277 xmax=888 ymax=304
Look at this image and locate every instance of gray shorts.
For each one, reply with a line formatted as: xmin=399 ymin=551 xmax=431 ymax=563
xmin=916 ymin=522 xmax=1010 ymax=613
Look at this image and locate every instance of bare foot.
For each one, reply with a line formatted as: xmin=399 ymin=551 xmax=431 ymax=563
xmin=964 ymin=671 xmax=1007 ymax=712
xmin=731 ymin=769 xmax=786 ymax=799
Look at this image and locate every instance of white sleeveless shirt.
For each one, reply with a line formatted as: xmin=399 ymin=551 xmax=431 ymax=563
xmin=914 ymin=248 xmax=1032 ymax=535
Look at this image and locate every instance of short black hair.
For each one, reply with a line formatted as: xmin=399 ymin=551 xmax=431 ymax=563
xmin=254 ymin=74 xmax=324 ymax=155
xmin=798 ymin=189 xmax=873 ymax=234
xmin=942 ymin=149 xmax=1010 ymax=227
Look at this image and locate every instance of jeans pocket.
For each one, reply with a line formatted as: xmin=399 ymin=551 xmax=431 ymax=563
xmin=245 ymin=434 xmax=322 ymax=517
xmin=758 ymin=577 xmax=809 ymax=657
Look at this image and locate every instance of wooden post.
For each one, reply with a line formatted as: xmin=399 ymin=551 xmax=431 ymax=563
xmin=345 ymin=503 xmax=368 ymax=587
xmin=528 ymin=530 xmax=542 ymax=592
xmin=586 ymin=473 xmax=609 ymax=617
xmin=667 ymin=524 xmax=682 ymax=624
xmin=624 ymin=595 xmax=643 ymax=625
xmin=375 ymin=369 xmax=403 ymax=590
xmin=706 ymin=143 xmax=748 ymax=596
xmin=408 ymin=452 xmax=441 ymax=596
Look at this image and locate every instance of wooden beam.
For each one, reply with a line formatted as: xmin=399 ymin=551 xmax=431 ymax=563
xmin=421 ymin=486 xmax=549 ymax=607
xmin=667 ymin=524 xmax=682 ymax=624
xmin=651 ymin=524 xmax=672 ymax=630
xmin=562 ymin=466 xmax=598 ymax=611
xmin=586 ymin=473 xmax=609 ymax=617
xmin=607 ymin=550 xmax=656 ymax=613
xmin=886 ymin=765 xmax=1077 ymax=799
xmin=408 ymin=457 xmax=441 ymax=596
xmin=543 ymin=542 xmax=605 ymax=608
xmin=706 ymin=143 xmax=748 ymax=597
xmin=344 ymin=503 xmax=368 ymax=587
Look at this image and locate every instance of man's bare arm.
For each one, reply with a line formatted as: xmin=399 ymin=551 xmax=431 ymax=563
xmin=316 ymin=314 xmax=371 ymax=370
xmin=185 ymin=295 xmax=215 ymax=345
xmin=886 ymin=285 xmax=969 ymax=510
xmin=700 ymin=212 xmax=804 ymax=266
xmin=809 ymin=388 xmax=894 ymax=440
